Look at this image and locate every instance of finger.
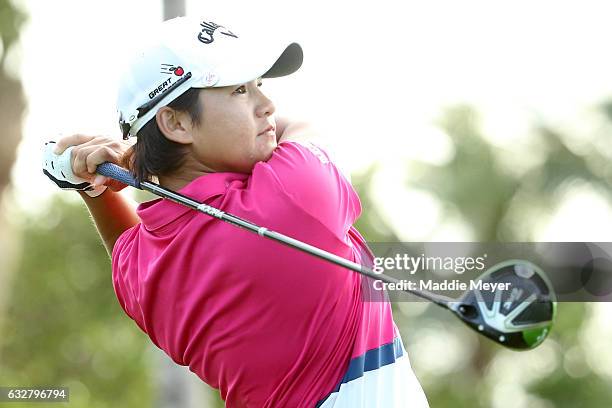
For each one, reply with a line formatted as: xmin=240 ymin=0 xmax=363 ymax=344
xmin=75 ymin=138 xmax=130 ymax=169
xmin=74 ymin=136 xmax=122 ymax=151
xmin=72 ymin=145 xmax=110 ymax=179
xmin=85 ymin=146 xmax=121 ymax=174
xmin=74 ymin=147 xmax=122 ymax=182
xmin=53 ymin=134 xmax=97 ymax=154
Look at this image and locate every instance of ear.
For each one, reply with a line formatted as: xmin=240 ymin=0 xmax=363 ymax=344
xmin=156 ymin=107 xmax=195 ymax=144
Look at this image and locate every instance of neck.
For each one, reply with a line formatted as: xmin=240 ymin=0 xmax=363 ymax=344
xmin=157 ymin=156 xmax=216 ymax=191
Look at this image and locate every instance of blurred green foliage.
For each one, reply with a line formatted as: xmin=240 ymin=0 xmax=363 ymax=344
xmin=0 ymin=0 xmax=26 ymax=67
xmin=0 ymin=196 xmax=154 ymax=407
xmin=351 ymin=105 xmax=612 ymax=407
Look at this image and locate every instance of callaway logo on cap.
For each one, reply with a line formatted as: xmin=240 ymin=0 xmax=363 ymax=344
xmin=117 ymin=16 xmax=303 ymax=139
xmin=197 ymin=21 xmax=238 ymax=44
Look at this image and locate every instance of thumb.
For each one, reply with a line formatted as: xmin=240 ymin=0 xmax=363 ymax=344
xmin=92 ymin=175 xmax=107 ymax=187
xmin=93 ymin=175 xmax=127 ymax=192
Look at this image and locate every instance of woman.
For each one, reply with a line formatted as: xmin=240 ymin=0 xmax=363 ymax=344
xmin=43 ymin=16 xmax=429 ymax=408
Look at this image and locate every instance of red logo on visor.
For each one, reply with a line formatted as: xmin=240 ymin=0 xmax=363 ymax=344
xmin=161 ymin=64 xmax=185 ymax=76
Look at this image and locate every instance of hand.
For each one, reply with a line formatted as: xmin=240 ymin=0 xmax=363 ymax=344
xmin=42 ymin=135 xmax=131 ymax=197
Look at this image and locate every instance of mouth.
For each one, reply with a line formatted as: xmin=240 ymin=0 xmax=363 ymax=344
xmin=257 ymin=125 xmax=275 ymax=137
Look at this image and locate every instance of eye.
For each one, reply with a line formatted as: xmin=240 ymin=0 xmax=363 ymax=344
xmin=233 ymin=81 xmax=263 ymax=95
xmin=233 ymin=85 xmax=247 ymax=95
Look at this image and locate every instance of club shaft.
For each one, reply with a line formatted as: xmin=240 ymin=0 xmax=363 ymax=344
xmin=98 ymin=162 xmax=454 ymax=308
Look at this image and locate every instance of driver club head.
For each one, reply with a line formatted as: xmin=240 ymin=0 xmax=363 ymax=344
xmin=450 ymin=260 xmax=557 ymax=350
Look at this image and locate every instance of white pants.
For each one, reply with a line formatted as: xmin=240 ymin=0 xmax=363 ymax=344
xmin=318 ymin=337 xmax=430 ymax=408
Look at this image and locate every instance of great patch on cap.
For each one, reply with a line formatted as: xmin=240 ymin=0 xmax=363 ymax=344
xmin=117 ymin=16 xmax=303 ymax=139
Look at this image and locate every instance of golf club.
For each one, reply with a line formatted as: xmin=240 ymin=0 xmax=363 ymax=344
xmin=95 ymin=162 xmax=557 ymax=350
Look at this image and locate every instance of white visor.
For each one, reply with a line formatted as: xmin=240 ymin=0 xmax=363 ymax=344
xmin=116 ymin=16 xmax=303 ymax=138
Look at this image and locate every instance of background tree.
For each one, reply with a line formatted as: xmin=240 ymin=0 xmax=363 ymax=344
xmin=371 ymin=104 xmax=612 ymax=407
xmin=0 ymin=0 xmax=27 ymax=368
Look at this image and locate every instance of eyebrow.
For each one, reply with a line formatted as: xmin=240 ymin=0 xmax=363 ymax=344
xmin=229 ymin=78 xmax=264 ymax=91
xmin=237 ymin=78 xmax=263 ymax=87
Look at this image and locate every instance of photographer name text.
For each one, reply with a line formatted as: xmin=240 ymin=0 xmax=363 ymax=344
xmin=373 ymin=279 xmax=511 ymax=292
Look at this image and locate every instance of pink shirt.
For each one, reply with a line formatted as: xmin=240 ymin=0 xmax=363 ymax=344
xmin=112 ymin=141 xmax=405 ymax=407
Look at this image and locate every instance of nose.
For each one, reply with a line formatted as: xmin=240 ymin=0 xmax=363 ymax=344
xmin=256 ymin=90 xmax=275 ymax=118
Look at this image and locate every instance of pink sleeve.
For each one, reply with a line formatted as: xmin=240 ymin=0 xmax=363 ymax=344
xmin=111 ymin=227 xmax=141 ymax=326
xmin=263 ymin=141 xmax=362 ymax=237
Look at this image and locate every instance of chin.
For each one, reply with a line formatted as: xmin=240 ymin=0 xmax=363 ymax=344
xmin=259 ymin=146 xmax=275 ymax=163
xmin=240 ymin=147 xmax=275 ymax=173
xmin=257 ymin=137 xmax=277 ymax=159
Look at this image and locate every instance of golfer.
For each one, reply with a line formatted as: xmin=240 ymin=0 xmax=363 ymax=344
xmin=42 ymin=16 xmax=429 ymax=407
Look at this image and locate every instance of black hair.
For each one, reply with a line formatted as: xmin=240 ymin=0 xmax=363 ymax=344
xmin=121 ymin=88 xmax=203 ymax=184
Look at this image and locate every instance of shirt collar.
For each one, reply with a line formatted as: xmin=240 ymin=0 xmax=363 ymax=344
xmin=137 ymin=172 xmax=248 ymax=232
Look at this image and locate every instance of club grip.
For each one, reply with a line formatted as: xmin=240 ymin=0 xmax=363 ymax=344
xmin=96 ymin=162 xmax=141 ymax=189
